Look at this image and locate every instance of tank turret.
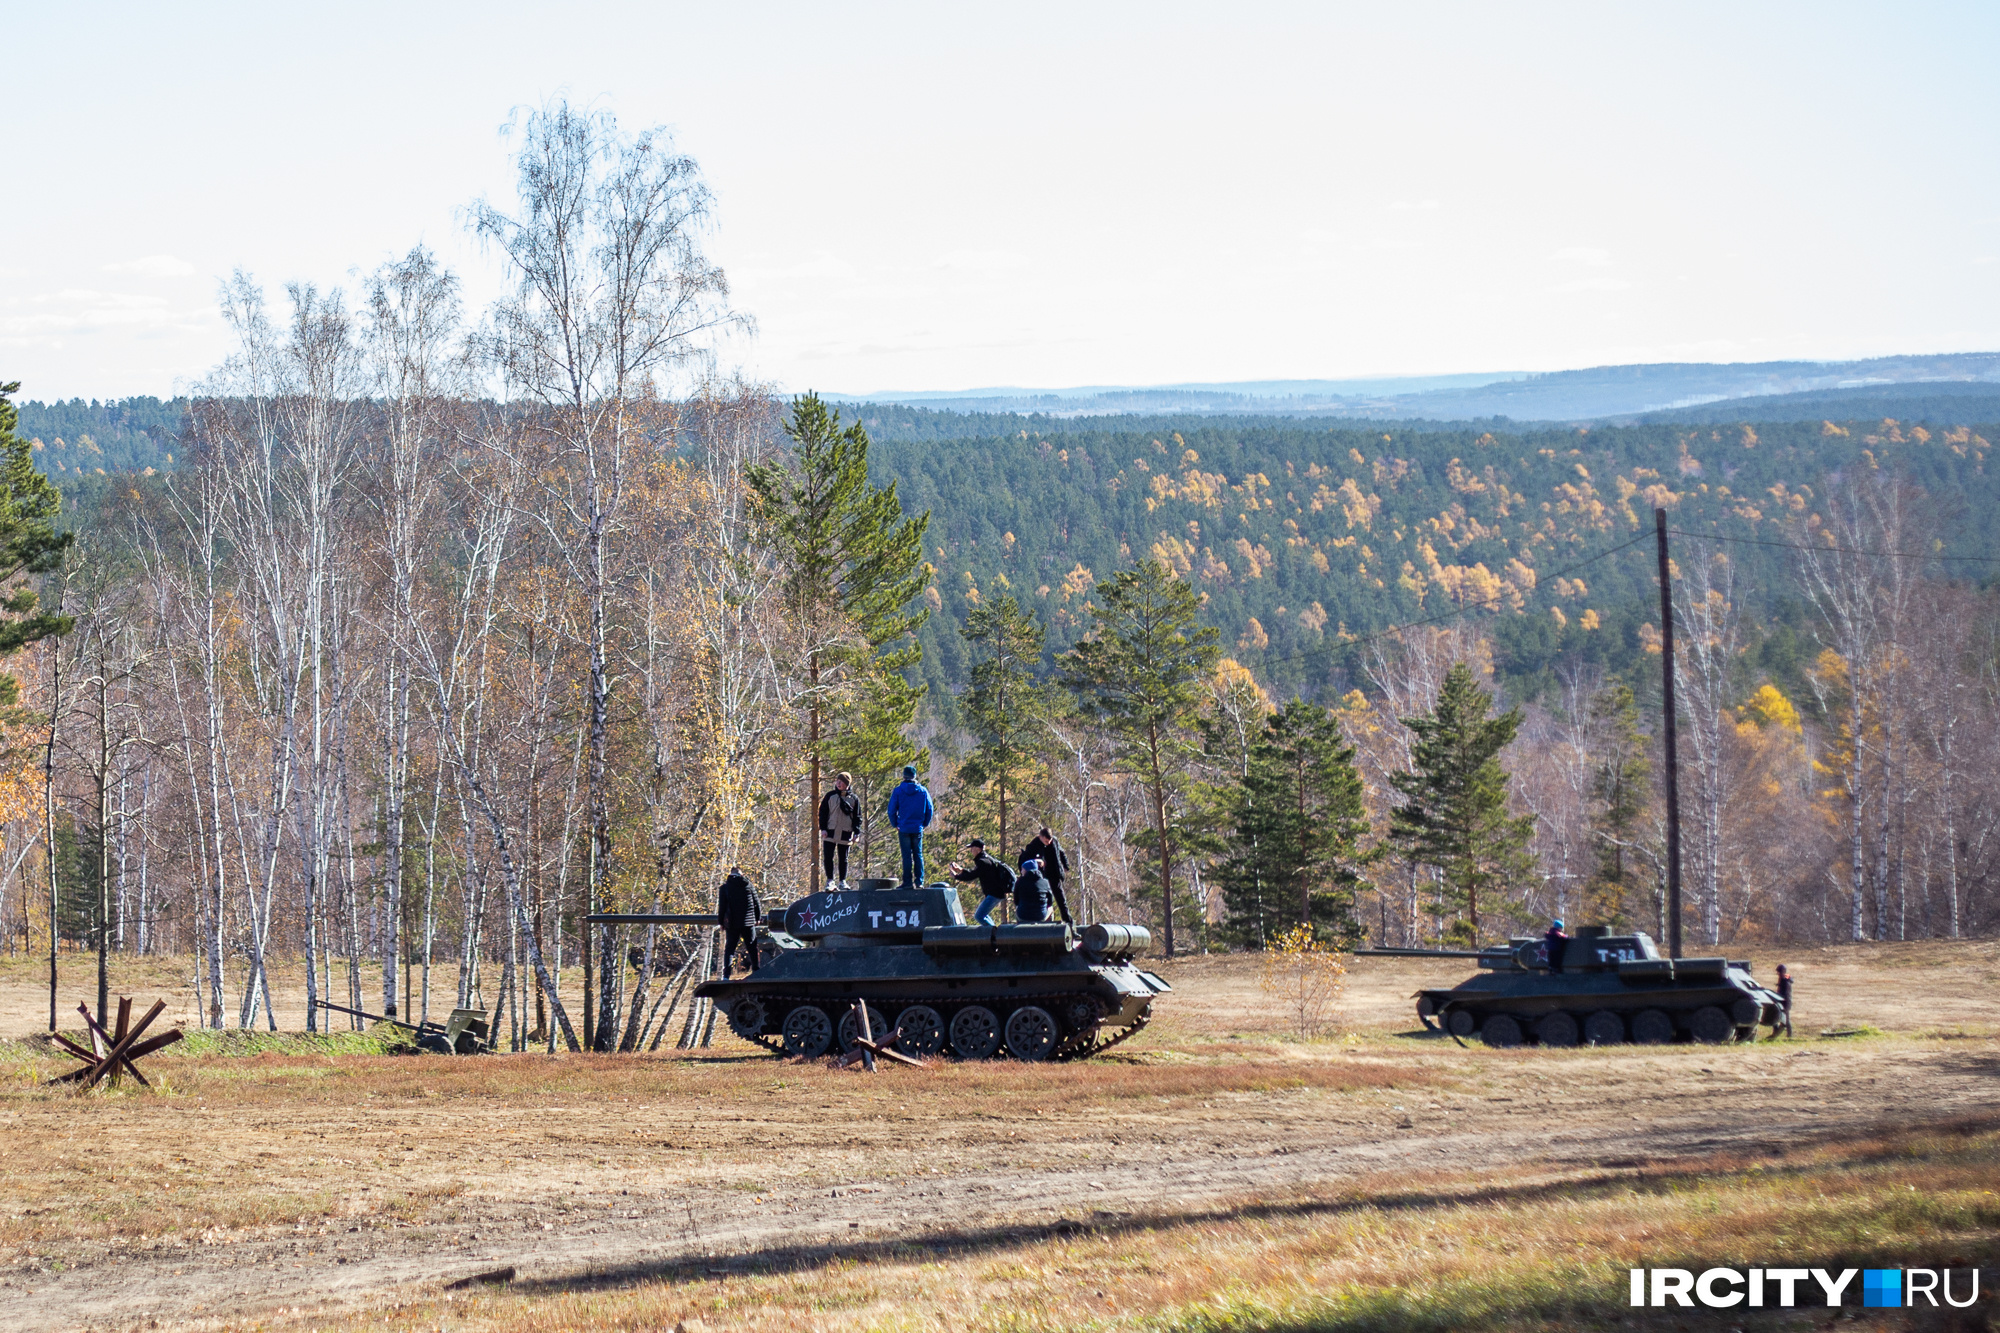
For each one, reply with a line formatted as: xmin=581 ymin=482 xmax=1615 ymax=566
xmin=698 ymin=881 xmax=1168 ymax=1062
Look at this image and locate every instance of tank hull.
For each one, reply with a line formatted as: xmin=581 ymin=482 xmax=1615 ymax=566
xmin=1398 ymin=930 xmax=1786 ymax=1046
xmin=695 ymin=903 xmax=1168 ymax=1062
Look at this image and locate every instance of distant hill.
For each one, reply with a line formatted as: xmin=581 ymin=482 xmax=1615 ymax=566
xmin=14 ymin=397 xmax=183 ymax=477
xmin=831 ymin=352 xmax=2000 ymax=426
xmin=873 ymin=412 xmax=2000 ymax=715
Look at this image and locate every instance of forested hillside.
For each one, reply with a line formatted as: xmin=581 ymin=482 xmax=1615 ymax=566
xmin=14 ymin=395 xmax=182 ymax=476
xmin=875 ymin=413 xmax=1999 ymax=712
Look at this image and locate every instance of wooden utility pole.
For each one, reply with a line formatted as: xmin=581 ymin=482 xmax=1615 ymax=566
xmin=45 ymin=637 xmax=59 ymax=1033
xmin=1654 ymin=509 xmax=1683 ymax=960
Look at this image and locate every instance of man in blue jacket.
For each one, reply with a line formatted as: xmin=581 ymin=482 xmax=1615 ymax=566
xmin=886 ymin=764 xmax=935 ymax=887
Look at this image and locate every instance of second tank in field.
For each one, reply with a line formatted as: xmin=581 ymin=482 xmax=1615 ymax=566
xmin=695 ymin=881 xmax=1170 ymax=1062
xmin=1368 ymin=925 xmax=1786 ymax=1047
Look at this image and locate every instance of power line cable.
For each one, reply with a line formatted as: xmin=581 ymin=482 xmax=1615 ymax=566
xmin=1665 ymin=526 xmax=2000 ymax=565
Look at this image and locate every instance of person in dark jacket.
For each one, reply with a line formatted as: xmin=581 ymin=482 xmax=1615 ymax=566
xmin=1019 ymin=826 xmax=1074 ymax=926
xmin=717 ymin=867 xmax=761 ymax=979
xmin=1544 ymin=919 xmax=1570 ymax=974
xmin=949 ymin=838 xmax=1015 ymax=926
xmin=818 ymin=771 xmax=862 ymax=890
xmin=886 ymin=764 xmax=935 ymax=887
xmin=1012 ymin=858 xmax=1054 ymax=925
xmin=1773 ymin=964 xmax=1794 ymax=1038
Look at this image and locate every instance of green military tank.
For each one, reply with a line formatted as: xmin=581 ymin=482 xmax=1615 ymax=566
xmin=694 ymin=881 xmax=1169 ymax=1061
xmin=1364 ymin=925 xmax=1786 ymax=1047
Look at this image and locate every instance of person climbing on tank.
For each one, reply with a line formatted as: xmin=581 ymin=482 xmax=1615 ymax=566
xmin=818 ymin=771 xmax=862 ymax=890
xmin=949 ymin=838 xmax=1015 ymax=926
xmin=887 ymin=763 xmax=935 ymax=887
xmin=717 ymin=866 xmax=761 ymax=979
xmin=1019 ymin=826 xmax=1074 ymax=926
xmin=1012 ymin=857 xmax=1055 ymax=925
xmin=1544 ymin=919 xmax=1570 ymax=973
xmin=1773 ymin=963 xmax=1794 ymax=1038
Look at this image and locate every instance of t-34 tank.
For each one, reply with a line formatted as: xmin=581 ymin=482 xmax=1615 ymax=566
xmin=1363 ymin=926 xmax=1785 ymax=1047
xmin=695 ymin=881 xmax=1170 ymax=1062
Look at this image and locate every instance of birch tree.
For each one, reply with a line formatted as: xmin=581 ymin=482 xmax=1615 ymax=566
xmin=475 ymin=99 xmax=742 ymax=1049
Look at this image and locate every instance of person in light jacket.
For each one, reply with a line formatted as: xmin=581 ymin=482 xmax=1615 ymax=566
xmin=886 ymin=764 xmax=935 ymax=887
xmin=818 ymin=772 xmax=862 ymax=890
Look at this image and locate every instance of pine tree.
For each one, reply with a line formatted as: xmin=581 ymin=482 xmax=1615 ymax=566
xmin=1387 ymin=662 xmax=1534 ymax=944
xmin=0 ymin=382 xmax=72 ymax=699
xmin=1063 ymin=559 xmax=1220 ymax=955
xmin=1218 ymin=698 xmax=1372 ymax=949
xmin=1585 ymin=682 xmax=1653 ymax=926
xmin=749 ymin=393 xmax=932 ymax=869
xmin=956 ymin=593 xmax=1054 ymax=857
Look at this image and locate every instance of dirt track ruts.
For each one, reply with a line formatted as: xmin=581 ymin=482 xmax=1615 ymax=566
xmin=7 ymin=1041 xmax=1994 ymax=1332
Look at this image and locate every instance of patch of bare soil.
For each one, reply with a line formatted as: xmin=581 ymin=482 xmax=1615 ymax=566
xmin=0 ymin=941 xmax=1994 ymax=1331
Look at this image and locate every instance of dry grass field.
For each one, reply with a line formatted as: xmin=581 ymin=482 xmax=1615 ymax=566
xmin=0 ymin=940 xmax=1995 ymax=1331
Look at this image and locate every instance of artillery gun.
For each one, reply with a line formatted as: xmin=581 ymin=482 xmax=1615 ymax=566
xmin=1360 ymin=925 xmax=1785 ymax=1047
xmin=314 ymin=999 xmax=493 ymax=1054
xmin=692 ymin=880 xmax=1169 ymax=1061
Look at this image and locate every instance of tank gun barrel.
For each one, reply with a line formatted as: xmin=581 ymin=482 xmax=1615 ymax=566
xmin=585 ymin=913 xmax=720 ymax=926
xmin=1354 ymin=946 xmax=1488 ymax=959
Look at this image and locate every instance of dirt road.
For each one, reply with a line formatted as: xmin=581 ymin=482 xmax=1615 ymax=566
xmin=2 ymin=941 xmax=1996 ymax=1331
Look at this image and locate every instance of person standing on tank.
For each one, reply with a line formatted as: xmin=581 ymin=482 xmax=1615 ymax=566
xmin=949 ymin=838 xmax=1015 ymax=925
xmin=1544 ymin=919 xmax=1570 ymax=973
xmin=887 ymin=764 xmax=935 ymax=887
xmin=1012 ymin=857 xmax=1054 ymax=925
xmin=1773 ymin=964 xmax=1794 ymax=1038
xmin=818 ymin=771 xmax=862 ymax=890
xmin=1018 ymin=826 xmax=1075 ymax=926
xmin=717 ymin=866 xmax=761 ymax=979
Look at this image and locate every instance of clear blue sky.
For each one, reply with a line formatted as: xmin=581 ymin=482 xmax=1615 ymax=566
xmin=6 ymin=3 xmax=1997 ymax=400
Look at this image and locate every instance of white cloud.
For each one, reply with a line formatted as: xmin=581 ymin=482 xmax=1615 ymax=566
xmin=1548 ymin=247 xmax=1614 ymax=267
xmin=101 ymin=255 xmax=197 ymax=277
xmin=931 ymin=249 xmax=1030 ymax=272
xmin=1549 ymin=276 xmax=1632 ymax=294
xmin=0 ymin=288 xmax=211 ymax=347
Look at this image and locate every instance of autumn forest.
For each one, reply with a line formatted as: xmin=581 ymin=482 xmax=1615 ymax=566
xmin=3 ymin=103 xmax=1998 ymax=1056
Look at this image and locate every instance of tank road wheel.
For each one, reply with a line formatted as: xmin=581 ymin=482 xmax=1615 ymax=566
xmin=726 ymin=997 xmax=768 ymax=1042
xmin=1004 ymin=1006 xmax=1059 ymax=1062
xmin=1064 ymin=997 xmax=1105 ymax=1035
xmin=1480 ymin=1015 xmax=1524 ymax=1049
xmin=837 ymin=1003 xmax=892 ymax=1052
xmin=1631 ymin=1009 xmax=1675 ymax=1045
xmin=949 ymin=1005 xmax=1002 ymax=1060
xmin=1583 ymin=1010 xmax=1626 ymax=1046
xmin=1535 ymin=1012 xmax=1580 ymax=1049
xmin=1730 ymin=995 xmax=1762 ymax=1027
xmin=893 ymin=1005 xmax=945 ymax=1058
xmin=1690 ymin=1006 xmax=1734 ymax=1045
xmin=1446 ymin=1009 xmax=1477 ymax=1039
xmin=781 ymin=1005 xmax=833 ymax=1058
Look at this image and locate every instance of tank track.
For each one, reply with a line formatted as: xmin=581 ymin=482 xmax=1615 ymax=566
xmin=719 ymin=992 xmax=1151 ymax=1062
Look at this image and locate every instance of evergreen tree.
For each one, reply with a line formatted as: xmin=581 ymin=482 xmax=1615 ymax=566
xmin=1585 ymin=682 xmax=1654 ymax=926
xmin=956 ymin=593 xmax=1054 ymax=856
xmin=1218 ymin=699 xmax=1372 ymax=949
xmin=749 ymin=393 xmax=932 ymax=866
xmin=1063 ymin=559 xmax=1220 ymax=955
xmin=1387 ymin=662 xmax=1535 ymax=944
xmin=0 ymin=382 xmax=73 ymax=700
